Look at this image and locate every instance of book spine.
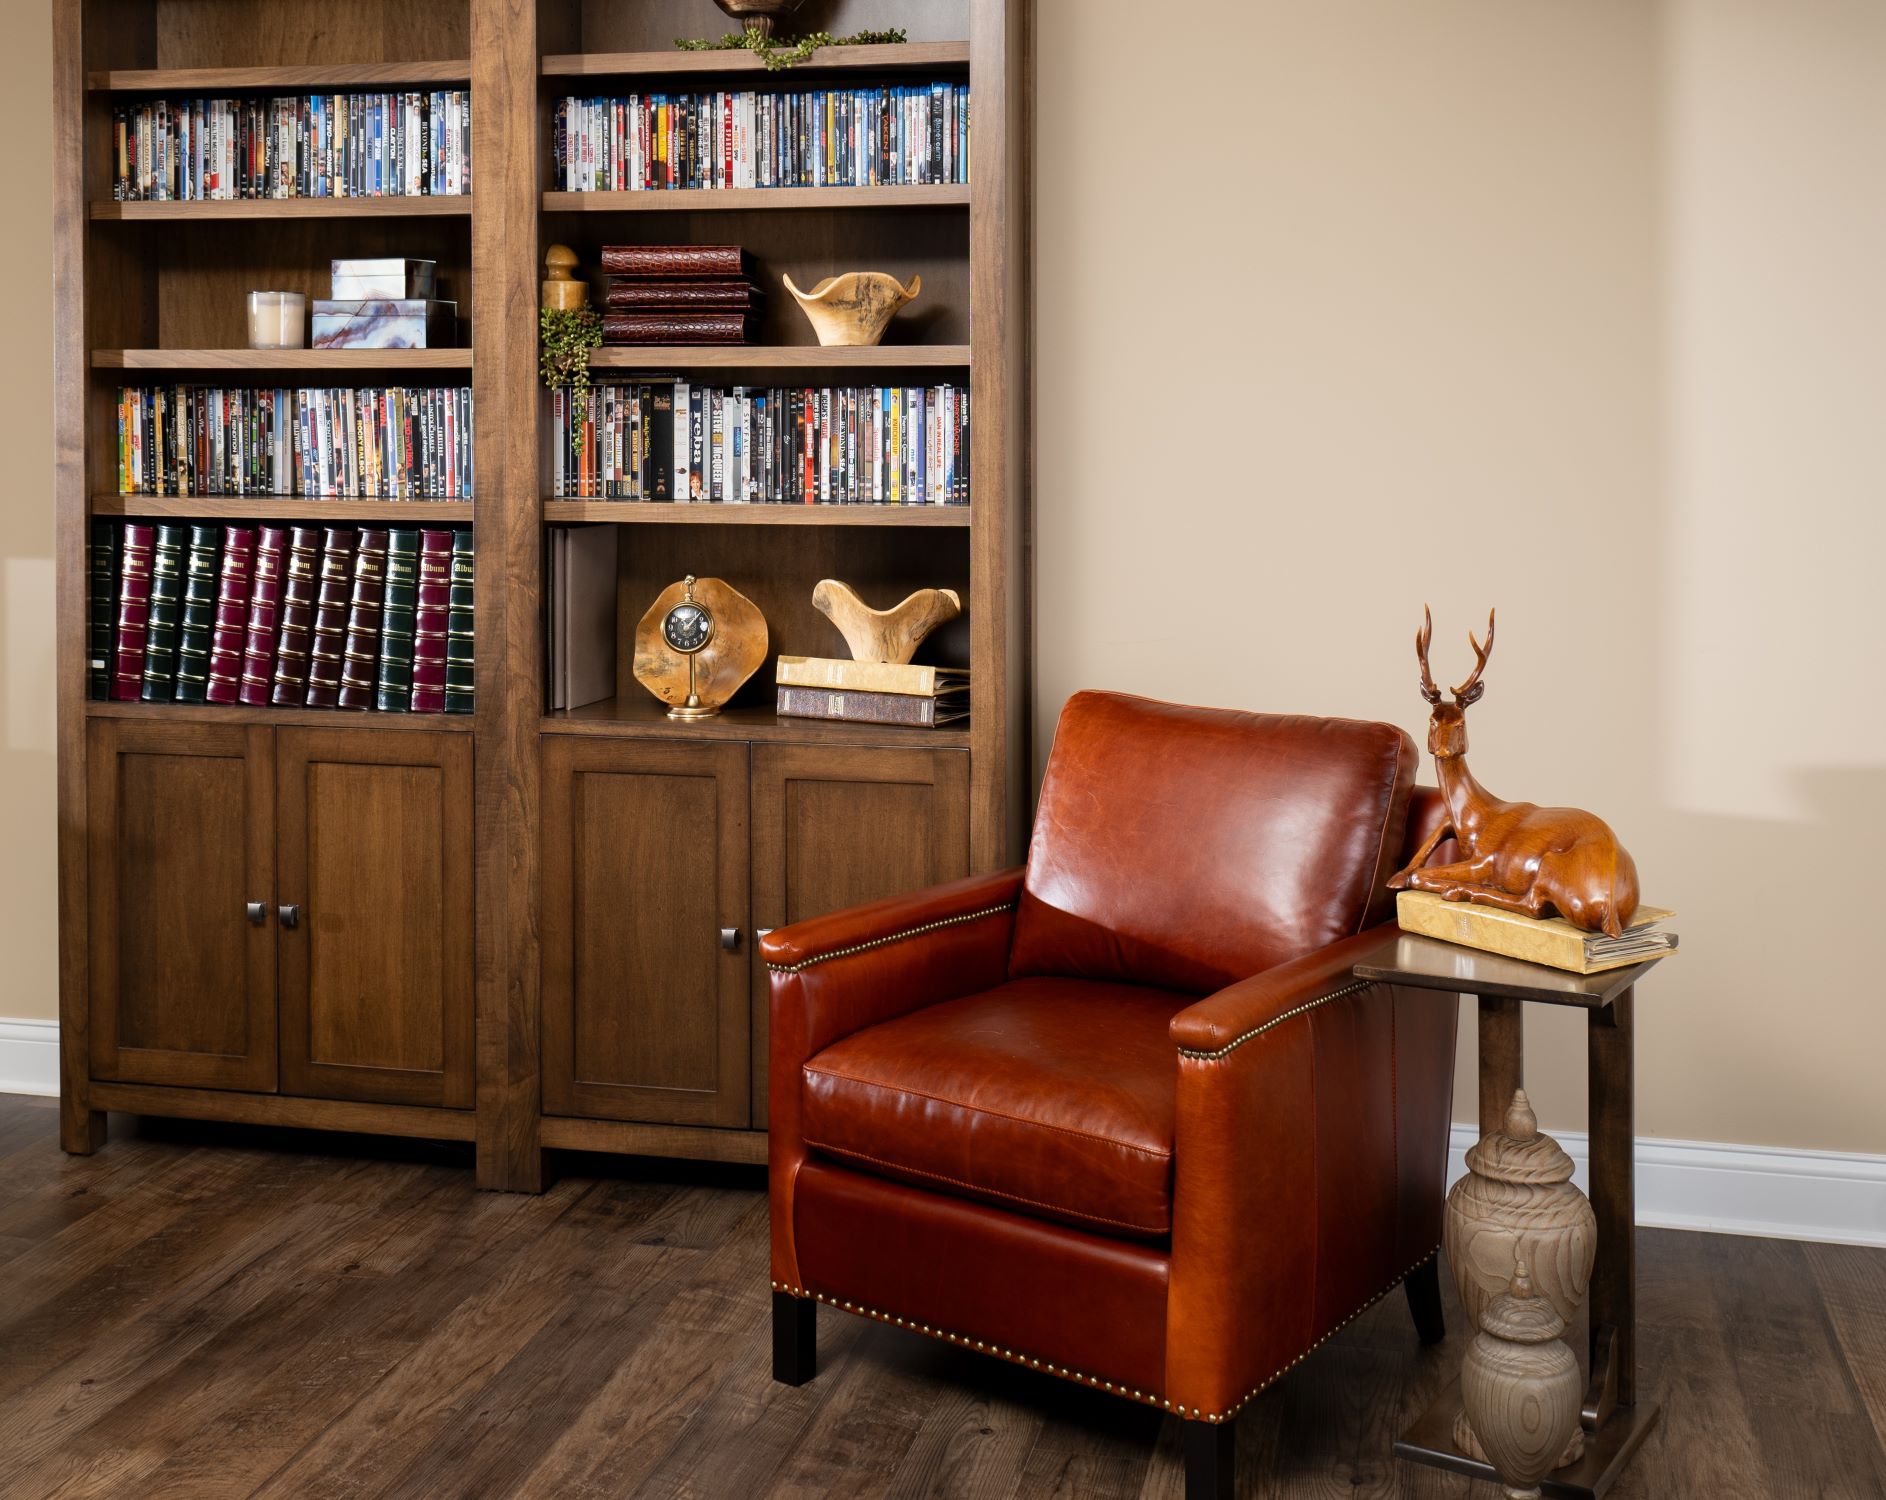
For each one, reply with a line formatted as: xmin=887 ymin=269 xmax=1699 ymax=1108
xmin=409 ymin=529 xmax=453 ymax=713
xmin=239 ymin=526 xmax=288 ymax=706
xmin=375 ymin=529 xmax=420 ymax=712
xmin=775 ymin=684 xmax=950 ymax=727
xmin=206 ymin=525 xmax=257 ymax=704
xmin=88 ymin=520 xmax=118 ymax=700
xmin=170 ymin=523 xmax=221 ymax=703
xmin=597 ymin=244 xmax=750 ymax=277
xmin=109 ymin=524 xmax=155 ymax=701
xmin=444 ymin=530 xmax=475 ymax=715
xmin=338 ymin=528 xmax=389 ymax=710
xmin=600 ymin=312 xmax=754 ymax=345
xmin=774 ymin=657 xmax=953 ymax=695
xmin=138 ymin=524 xmax=187 ymax=702
xmin=600 ymin=281 xmax=762 ymax=310
xmin=303 ymin=526 xmax=357 ymax=707
xmin=269 ymin=526 xmax=322 ymax=705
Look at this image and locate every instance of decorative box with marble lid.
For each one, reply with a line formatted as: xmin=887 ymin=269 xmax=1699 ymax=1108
xmin=330 ymin=258 xmax=437 ymax=300
xmin=312 ymin=299 xmax=458 ymax=350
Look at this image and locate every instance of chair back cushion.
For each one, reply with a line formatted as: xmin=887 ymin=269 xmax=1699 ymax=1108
xmin=1010 ymin=692 xmax=1418 ymax=993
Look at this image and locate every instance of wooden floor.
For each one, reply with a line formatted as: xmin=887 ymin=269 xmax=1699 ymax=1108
xmin=1 ymin=1095 xmax=1882 ymax=1499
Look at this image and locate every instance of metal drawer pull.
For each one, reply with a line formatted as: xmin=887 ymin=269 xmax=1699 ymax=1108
xmin=278 ymin=904 xmax=301 ymax=930
xmin=719 ymin=927 xmax=741 ymax=951
xmin=246 ymin=901 xmax=266 ymax=926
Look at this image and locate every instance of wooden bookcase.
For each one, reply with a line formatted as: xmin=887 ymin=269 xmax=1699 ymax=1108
xmin=51 ymin=0 xmax=1032 ymax=1190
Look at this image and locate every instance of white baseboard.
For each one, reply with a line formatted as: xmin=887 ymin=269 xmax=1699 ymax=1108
xmin=1448 ymin=1124 xmax=1886 ymax=1249
xmin=0 ymin=1018 xmax=59 ymax=1098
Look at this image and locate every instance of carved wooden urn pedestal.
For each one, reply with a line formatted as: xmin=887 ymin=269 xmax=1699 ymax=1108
xmin=1461 ymin=1261 xmax=1584 ymax=1500
xmin=1445 ymin=1089 xmax=1595 ymax=1468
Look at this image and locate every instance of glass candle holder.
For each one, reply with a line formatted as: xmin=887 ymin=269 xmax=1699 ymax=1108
xmin=247 ymin=291 xmax=306 ymax=349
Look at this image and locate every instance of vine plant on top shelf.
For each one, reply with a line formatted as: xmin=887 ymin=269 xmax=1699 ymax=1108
xmin=676 ymin=25 xmax=908 ymax=72
xmin=541 ymin=306 xmax=603 ymax=454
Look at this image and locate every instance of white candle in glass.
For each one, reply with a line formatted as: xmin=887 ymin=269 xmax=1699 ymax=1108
xmin=247 ymin=291 xmax=306 ymax=349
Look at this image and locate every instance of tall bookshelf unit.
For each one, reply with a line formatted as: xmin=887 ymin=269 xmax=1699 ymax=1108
xmin=52 ymin=0 xmax=1031 ymax=1190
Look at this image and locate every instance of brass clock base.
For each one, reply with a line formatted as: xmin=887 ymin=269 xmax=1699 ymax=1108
xmin=666 ymin=702 xmax=720 ymax=721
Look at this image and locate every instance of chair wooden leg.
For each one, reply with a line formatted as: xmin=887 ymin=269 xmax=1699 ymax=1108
xmin=772 ymin=1291 xmax=817 ymax=1386
xmin=1405 ymin=1255 xmax=1446 ymax=1345
xmin=1183 ymin=1417 xmax=1235 ymax=1500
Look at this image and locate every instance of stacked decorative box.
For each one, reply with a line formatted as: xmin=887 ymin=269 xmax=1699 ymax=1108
xmin=314 ymin=259 xmax=457 ymax=349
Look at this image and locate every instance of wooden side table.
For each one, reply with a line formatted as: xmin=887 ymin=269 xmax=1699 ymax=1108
xmin=1355 ymin=933 xmax=1664 ymax=1500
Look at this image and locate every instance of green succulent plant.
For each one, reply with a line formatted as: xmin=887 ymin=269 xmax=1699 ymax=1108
xmin=539 ymin=306 xmax=604 ymax=453
xmin=674 ymin=27 xmax=907 ymax=71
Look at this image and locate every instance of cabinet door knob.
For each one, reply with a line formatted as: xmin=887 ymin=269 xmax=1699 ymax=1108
xmin=246 ymin=901 xmax=267 ymax=926
xmin=719 ymin=927 xmax=741 ymax=952
xmin=278 ymin=904 xmax=301 ymax=930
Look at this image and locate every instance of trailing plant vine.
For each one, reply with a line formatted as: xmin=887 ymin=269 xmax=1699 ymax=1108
xmin=540 ymin=306 xmax=604 ymax=452
xmin=674 ymin=27 xmax=907 ymax=72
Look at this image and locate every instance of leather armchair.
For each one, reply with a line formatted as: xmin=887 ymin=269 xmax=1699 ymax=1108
xmin=763 ymin=692 xmax=1460 ymax=1499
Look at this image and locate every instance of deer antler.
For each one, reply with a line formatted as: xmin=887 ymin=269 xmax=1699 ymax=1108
xmin=1452 ymin=608 xmax=1496 ymax=704
xmin=1415 ymin=605 xmax=1442 ymax=705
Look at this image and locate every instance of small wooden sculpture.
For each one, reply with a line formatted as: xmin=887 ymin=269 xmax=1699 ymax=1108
xmin=813 ymin=579 xmax=960 ymax=664
xmin=542 ymin=244 xmax=588 ymax=311
xmin=1389 ymin=607 xmax=1641 ymax=935
xmin=712 ymin=0 xmax=804 ymax=38
xmin=784 ymin=272 xmax=922 ymax=347
xmin=1446 ymin=1089 xmax=1593 ymax=1470
xmin=632 ymin=575 xmax=766 ymax=719
xmin=1460 ymin=1262 xmax=1584 ymax=1500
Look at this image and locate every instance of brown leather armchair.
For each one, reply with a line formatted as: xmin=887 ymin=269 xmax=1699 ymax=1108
xmin=763 ymin=692 xmax=1460 ymax=1499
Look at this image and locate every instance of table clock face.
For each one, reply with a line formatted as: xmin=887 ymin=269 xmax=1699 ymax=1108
xmin=662 ymin=601 xmax=714 ymax=654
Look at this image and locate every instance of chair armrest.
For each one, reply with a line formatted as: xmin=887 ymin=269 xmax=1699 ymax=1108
xmin=1165 ymin=922 xmax=1421 ymax=1419
xmin=766 ymin=866 xmax=1023 ymax=1291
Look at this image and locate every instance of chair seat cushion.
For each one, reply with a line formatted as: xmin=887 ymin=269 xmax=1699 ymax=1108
xmin=800 ymin=977 xmax=1190 ymax=1241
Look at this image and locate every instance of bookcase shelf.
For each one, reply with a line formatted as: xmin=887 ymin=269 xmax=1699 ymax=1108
xmin=89 ymin=61 xmax=473 ymax=92
xmin=540 ymin=42 xmax=969 ymax=80
xmin=92 ymin=198 xmax=473 ymax=222
xmin=54 ymin=0 xmax=1027 ymax=1189
xmin=543 ymin=696 xmax=970 ymax=750
xmin=86 ymin=700 xmax=473 ymax=733
xmin=543 ymin=501 xmax=967 ymax=527
xmin=542 ymin=186 xmax=968 ymax=215
xmin=94 ymin=349 xmax=474 ymax=372
xmin=587 ymin=345 xmax=969 ymax=372
xmin=91 ymin=496 xmax=474 ymax=521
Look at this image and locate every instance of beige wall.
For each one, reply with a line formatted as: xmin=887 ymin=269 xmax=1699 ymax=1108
xmin=0 ymin=2 xmax=56 ymax=1029
xmin=1037 ymin=0 xmax=1886 ymax=1153
xmin=3 ymin=4 xmax=1880 ymax=1155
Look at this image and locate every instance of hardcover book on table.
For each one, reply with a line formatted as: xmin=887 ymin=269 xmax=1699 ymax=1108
xmin=1395 ymin=890 xmax=1676 ymax=975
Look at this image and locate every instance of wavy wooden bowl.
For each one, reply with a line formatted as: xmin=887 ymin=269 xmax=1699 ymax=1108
xmin=783 ymin=272 xmax=922 ymax=347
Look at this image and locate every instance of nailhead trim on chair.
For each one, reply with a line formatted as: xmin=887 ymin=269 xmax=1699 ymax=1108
xmin=1174 ymin=980 xmax=1374 ymax=1061
xmin=771 ymin=1246 xmax=1441 ymax=1423
xmin=763 ymin=900 xmax=1018 ymax=974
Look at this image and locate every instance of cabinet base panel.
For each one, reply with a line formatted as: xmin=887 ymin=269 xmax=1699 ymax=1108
xmin=540 ymin=1114 xmax=767 ymax=1165
xmin=87 ymin=1081 xmax=476 ymax=1142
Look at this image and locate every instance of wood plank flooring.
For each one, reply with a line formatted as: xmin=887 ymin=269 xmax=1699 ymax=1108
xmin=1 ymin=1093 xmax=1882 ymax=1499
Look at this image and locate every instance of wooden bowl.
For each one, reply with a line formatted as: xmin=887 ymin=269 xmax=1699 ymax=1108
xmin=712 ymin=0 xmax=804 ymax=38
xmin=784 ymin=272 xmax=923 ymax=347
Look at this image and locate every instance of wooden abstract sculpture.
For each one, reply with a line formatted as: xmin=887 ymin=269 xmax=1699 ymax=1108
xmin=1388 ymin=607 xmax=1641 ymax=935
xmin=542 ymin=244 xmax=588 ymax=311
xmin=784 ymin=272 xmax=922 ymax=347
xmin=1460 ymin=1262 xmax=1584 ymax=1500
xmin=1446 ymin=1089 xmax=1594 ymax=1469
xmin=711 ymin=0 xmax=804 ymax=38
xmin=812 ymin=579 xmax=960 ymax=664
xmin=632 ymin=575 xmax=767 ymax=719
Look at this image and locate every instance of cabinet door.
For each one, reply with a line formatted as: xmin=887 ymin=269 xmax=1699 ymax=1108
xmin=88 ymin=720 xmax=277 ymax=1092
xmin=275 ymin=728 xmax=474 ymax=1108
xmin=750 ymin=745 xmax=972 ymax=1117
xmin=542 ymin=737 xmax=751 ymax=1127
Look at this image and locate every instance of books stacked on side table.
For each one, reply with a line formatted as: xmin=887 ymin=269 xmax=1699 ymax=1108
xmin=774 ymin=655 xmax=967 ymax=728
xmin=599 ymin=245 xmax=762 ymax=345
xmin=1395 ymin=890 xmax=1677 ymax=975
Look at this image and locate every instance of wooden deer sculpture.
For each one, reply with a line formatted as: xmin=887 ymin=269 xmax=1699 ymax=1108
xmin=1388 ymin=607 xmax=1641 ymax=937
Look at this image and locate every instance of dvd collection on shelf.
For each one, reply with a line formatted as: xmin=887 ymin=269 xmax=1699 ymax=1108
xmin=550 ymin=381 xmax=968 ymax=505
xmin=116 ymin=386 xmax=474 ymax=500
xmin=112 ymin=92 xmax=473 ymax=201
xmin=89 ymin=520 xmax=473 ymax=714
xmin=552 ymin=83 xmax=969 ymax=192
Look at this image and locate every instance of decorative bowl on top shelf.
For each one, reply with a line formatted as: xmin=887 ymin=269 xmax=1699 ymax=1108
xmin=784 ymin=272 xmax=922 ymax=347
xmin=712 ymin=0 xmax=805 ymax=39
